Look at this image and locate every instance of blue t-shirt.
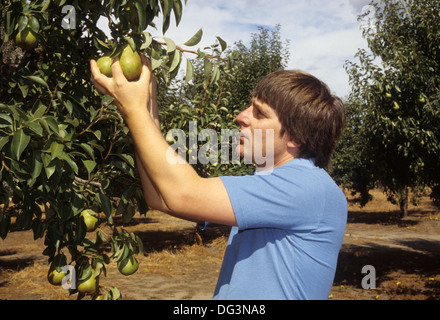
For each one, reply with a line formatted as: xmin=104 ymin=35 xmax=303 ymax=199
xmin=214 ymin=158 xmax=347 ymax=300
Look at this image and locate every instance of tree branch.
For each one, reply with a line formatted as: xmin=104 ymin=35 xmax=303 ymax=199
xmin=153 ymin=39 xmax=229 ymax=61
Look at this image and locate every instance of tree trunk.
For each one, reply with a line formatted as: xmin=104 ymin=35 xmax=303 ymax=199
xmin=399 ymin=187 xmax=409 ymax=219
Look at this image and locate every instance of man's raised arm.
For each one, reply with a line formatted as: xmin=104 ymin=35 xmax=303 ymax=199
xmin=90 ymin=55 xmax=237 ymax=226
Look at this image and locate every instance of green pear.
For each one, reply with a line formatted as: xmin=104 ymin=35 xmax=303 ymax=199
xmin=16 ymin=27 xmax=38 ymax=50
xmin=97 ymin=56 xmax=113 ymax=77
xmin=120 ymin=45 xmax=142 ymax=81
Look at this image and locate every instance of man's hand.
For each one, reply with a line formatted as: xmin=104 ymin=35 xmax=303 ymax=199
xmin=90 ymin=54 xmax=152 ymax=120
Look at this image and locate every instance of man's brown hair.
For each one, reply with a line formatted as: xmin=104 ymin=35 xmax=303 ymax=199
xmin=252 ymin=70 xmax=346 ymax=169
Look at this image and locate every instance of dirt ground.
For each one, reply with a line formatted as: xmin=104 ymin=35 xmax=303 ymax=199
xmin=0 ymin=190 xmax=439 ymax=300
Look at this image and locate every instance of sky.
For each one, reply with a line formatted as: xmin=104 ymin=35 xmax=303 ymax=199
xmin=160 ymin=0 xmax=375 ymax=98
xmin=98 ymin=0 xmax=375 ymax=98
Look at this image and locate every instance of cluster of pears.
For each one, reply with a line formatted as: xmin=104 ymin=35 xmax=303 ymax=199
xmin=97 ymin=45 xmax=142 ymax=81
xmin=47 ymin=210 xmax=100 ymax=292
xmin=46 ymin=208 xmax=139 ymax=299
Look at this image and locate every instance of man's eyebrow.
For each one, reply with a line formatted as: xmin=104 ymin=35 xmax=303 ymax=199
xmin=252 ymin=99 xmax=269 ymax=113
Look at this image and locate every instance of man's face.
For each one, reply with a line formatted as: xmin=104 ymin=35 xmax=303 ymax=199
xmin=236 ymin=98 xmax=297 ymax=171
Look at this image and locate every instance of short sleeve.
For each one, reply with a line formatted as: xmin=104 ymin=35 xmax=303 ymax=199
xmin=220 ymin=164 xmax=325 ymax=232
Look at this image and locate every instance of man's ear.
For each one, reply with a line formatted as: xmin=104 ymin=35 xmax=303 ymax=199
xmin=287 ymin=138 xmax=301 ymax=150
xmin=281 ymin=130 xmax=301 ymax=154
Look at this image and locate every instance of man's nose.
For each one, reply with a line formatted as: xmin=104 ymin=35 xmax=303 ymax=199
xmin=236 ymin=106 xmax=251 ymax=127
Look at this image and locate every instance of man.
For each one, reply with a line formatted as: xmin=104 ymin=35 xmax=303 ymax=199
xmin=90 ymin=54 xmax=347 ymax=300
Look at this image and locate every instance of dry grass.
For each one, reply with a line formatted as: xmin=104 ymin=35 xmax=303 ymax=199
xmin=0 ymin=261 xmax=72 ymax=300
xmin=140 ymin=238 xmax=225 ymax=277
xmin=1 ymin=190 xmax=439 ymax=300
xmin=0 ymin=209 xmax=229 ymax=300
xmin=331 ymin=189 xmax=440 ymax=300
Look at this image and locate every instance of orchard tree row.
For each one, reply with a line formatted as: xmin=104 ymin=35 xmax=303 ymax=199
xmin=329 ymin=0 xmax=440 ymax=217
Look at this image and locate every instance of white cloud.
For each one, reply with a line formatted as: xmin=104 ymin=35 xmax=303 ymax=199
xmin=159 ymin=0 xmax=374 ymax=98
xmin=94 ymin=0 xmax=373 ymax=97
xmin=96 ymin=0 xmax=375 ymax=97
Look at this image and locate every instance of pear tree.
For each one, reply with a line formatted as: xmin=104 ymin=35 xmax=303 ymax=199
xmin=0 ymin=0 xmax=232 ymax=299
xmin=344 ymin=0 xmax=440 ymax=217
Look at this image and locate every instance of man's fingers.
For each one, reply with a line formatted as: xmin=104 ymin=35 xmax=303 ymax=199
xmin=139 ymin=54 xmax=152 ymax=84
xmin=111 ymin=58 xmax=126 ymax=83
xmin=140 ymin=54 xmax=156 ymax=96
xmin=92 ymin=77 xmax=110 ymax=96
xmin=90 ymin=59 xmax=104 ymax=80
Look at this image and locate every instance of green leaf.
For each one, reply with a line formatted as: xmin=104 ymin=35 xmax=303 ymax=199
xmin=18 ymin=84 xmax=28 ymax=98
xmin=211 ymin=64 xmax=220 ymax=84
xmin=41 ymin=0 xmax=51 ymax=12
xmin=11 ymin=129 xmax=30 ymax=160
xmin=82 ymin=159 xmax=97 ymax=177
xmin=151 ymin=57 xmax=161 ymax=71
xmin=75 ymin=215 xmax=87 ymax=245
xmin=0 ymin=215 xmax=11 ymax=240
xmin=24 ymin=119 xmax=43 ymax=136
xmin=49 ymin=141 xmax=64 ymax=159
xmin=185 ymin=57 xmax=194 ymax=83
xmin=173 ymin=0 xmax=183 ymax=26
xmin=0 ymin=136 xmax=9 ymax=151
xmin=116 ymin=243 xmax=130 ymax=262
xmin=59 ymin=153 xmax=78 ymax=174
xmin=169 ymin=50 xmax=181 ymax=73
xmin=216 ymin=36 xmax=227 ymax=52
xmin=18 ymin=16 xmax=29 ymax=32
xmin=31 ymin=218 xmax=44 ymax=240
xmin=55 ymin=0 xmax=67 ymax=7
xmin=0 ymin=114 xmax=13 ymax=129
xmin=29 ymin=151 xmax=43 ymax=187
xmin=162 ymin=14 xmax=171 ymax=35
xmin=125 ymin=36 xmax=136 ymax=52
xmin=71 ymin=193 xmax=85 ymax=216
xmin=135 ymin=234 xmax=144 ymax=254
xmin=93 ymin=36 xmax=111 ymax=51
xmin=134 ymin=1 xmax=146 ymax=32
xmin=38 ymin=118 xmax=49 ymax=135
xmin=5 ymin=10 xmax=13 ymax=38
xmin=123 ymin=205 xmax=135 ymax=224
xmin=141 ymin=32 xmax=153 ymax=50
xmin=117 ymin=154 xmax=135 ymax=167
xmin=29 ymin=16 xmax=40 ymax=33
xmin=45 ymin=116 xmax=59 ymax=134
xmin=42 ymin=153 xmax=56 ymax=179
xmin=98 ymin=193 xmax=113 ymax=223
xmin=94 ymin=260 xmax=105 ymax=278
xmin=183 ymin=28 xmax=203 ymax=47
xmin=16 ymin=205 xmax=33 ymax=230
xmin=79 ymin=264 xmax=92 ymax=281
xmin=163 ymin=37 xmax=176 ymax=53
xmin=109 ymin=287 xmax=122 ymax=300
xmin=76 ymin=217 xmax=87 ymax=245
xmin=53 ymin=254 xmax=67 ymax=270
xmin=79 ymin=143 xmax=95 ymax=161
xmin=64 ymin=100 xmax=73 ymax=115
xmin=23 ymin=75 xmax=49 ymax=89
xmin=204 ymin=57 xmax=212 ymax=78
